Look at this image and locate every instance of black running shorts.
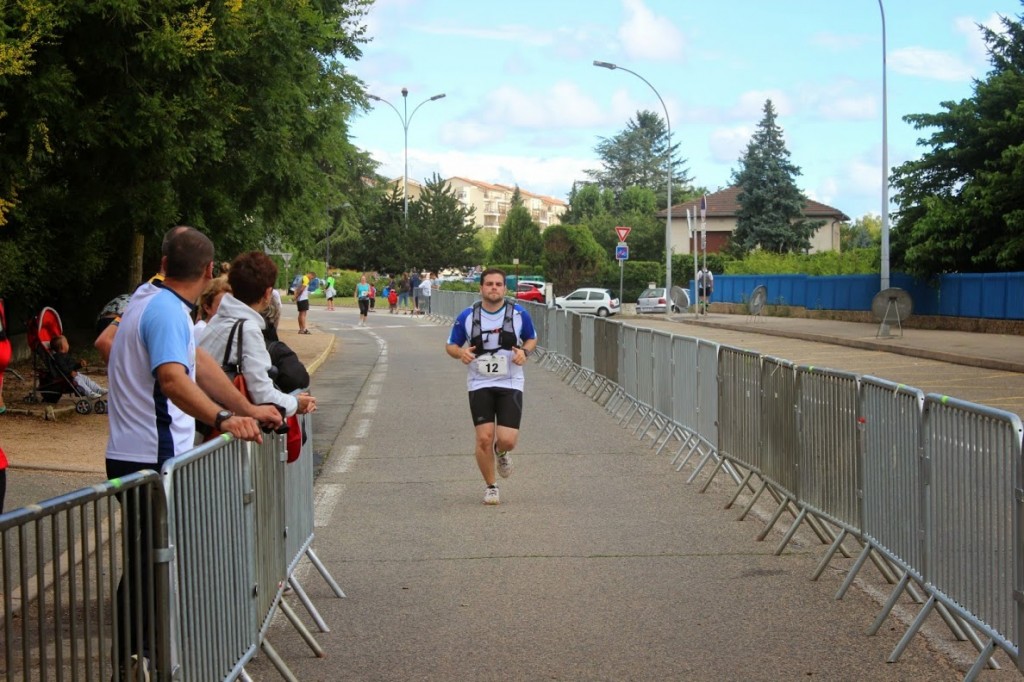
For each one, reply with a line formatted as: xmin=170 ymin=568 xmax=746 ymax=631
xmin=468 ymin=387 xmax=523 ymax=429
xmin=296 ymin=299 xmax=310 ymax=312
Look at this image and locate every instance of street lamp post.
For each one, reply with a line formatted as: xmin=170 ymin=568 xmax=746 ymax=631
xmin=878 ymin=0 xmax=890 ymax=292
xmin=594 ymin=60 xmax=673 ymax=316
xmin=367 ymin=89 xmax=446 ymax=224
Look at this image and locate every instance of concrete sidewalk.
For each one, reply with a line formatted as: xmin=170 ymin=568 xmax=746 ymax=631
xmin=667 ymin=311 xmax=1024 ymax=374
xmin=246 ymin=312 xmax=992 ymax=681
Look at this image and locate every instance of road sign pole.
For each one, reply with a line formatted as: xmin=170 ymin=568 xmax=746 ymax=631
xmin=619 ymin=259 xmax=624 ymax=308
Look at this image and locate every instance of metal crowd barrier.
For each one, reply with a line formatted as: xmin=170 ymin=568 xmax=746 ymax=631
xmin=1 ymin=410 xmax=341 ymax=681
xmin=432 ymin=289 xmax=1024 ymax=679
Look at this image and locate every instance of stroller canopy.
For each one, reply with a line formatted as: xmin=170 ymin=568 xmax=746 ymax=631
xmin=28 ymin=306 xmax=63 ymax=350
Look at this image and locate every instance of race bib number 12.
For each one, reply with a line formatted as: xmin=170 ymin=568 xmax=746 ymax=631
xmin=475 ymin=354 xmax=509 ymax=377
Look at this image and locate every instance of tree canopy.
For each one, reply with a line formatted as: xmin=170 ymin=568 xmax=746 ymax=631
xmin=730 ymin=99 xmax=821 ymax=254
xmin=890 ymin=9 xmax=1024 ymax=277
xmin=585 ymin=110 xmax=690 ymax=206
xmin=405 ymin=173 xmax=480 ymax=273
xmin=0 ymin=0 xmax=371 ymax=316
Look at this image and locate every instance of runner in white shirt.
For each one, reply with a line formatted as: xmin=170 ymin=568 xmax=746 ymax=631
xmin=446 ymin=268 xmax=538 ymax=505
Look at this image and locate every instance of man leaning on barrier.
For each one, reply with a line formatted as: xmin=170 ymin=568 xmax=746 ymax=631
xmin=104 ymin=226 xmax=283 ymax=678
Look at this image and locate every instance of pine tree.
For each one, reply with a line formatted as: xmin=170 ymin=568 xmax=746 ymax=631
xmin=491 ymin=186 xmax=543 ymax=264
xmin=730 ymin=99 xmax=821 ymax=254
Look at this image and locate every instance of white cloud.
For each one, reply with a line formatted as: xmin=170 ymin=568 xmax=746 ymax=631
xmin=431 ymin=150 xmax=588 ymax=200
xmin=889 ymin=47 xmax=974 ymax=82
xmin=618 ymin=0 xmax=684 ymax=61
xmin=955 ymin=13 xmax=1006 ymax=65
xmin=817 ymin=95 xmax=877 ymax=121
xmin=708 ymin=126 xmax=752 ymax=164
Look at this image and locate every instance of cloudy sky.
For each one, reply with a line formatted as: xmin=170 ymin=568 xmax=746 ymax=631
xmin=344 ymin=0 xmax=1018 ymax=220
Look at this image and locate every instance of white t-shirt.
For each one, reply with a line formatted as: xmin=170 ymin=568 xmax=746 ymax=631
xmin=448 ymin=302 xmax=537 ymax=392
xmin=419 ymin=279 xmax=433 ymax=297
xmin=106 ymin=282 xmax=198 ymax=465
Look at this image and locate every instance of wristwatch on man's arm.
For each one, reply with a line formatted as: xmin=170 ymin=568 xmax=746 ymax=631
xmin=214 ymin=410 xmax=233 ymax=430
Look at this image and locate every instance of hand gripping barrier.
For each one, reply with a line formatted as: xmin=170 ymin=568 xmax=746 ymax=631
xmin=431 ymin=290 xmax=1024 ymax=679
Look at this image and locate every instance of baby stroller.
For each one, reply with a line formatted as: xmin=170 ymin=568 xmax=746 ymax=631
xmin=25 ymin=306 xmax=107 ymax=415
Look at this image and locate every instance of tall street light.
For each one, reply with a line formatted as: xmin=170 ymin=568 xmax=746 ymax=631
xmin=594 ymin=60 xmax=673 ymax=315
xmin=878 ymin=0 xmax=890 ymax=291
xmin=367 ymin=89 xmax=446 ymax=224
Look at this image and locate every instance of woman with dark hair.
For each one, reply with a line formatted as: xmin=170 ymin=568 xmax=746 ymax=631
xmin=199 ymin=251 xmax=316 ymax=418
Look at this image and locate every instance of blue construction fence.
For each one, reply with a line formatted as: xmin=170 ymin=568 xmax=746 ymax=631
xmin=691 ymin=271 xmax=1024 ymax=320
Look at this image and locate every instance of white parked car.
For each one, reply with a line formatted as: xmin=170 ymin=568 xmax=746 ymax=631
xmin=554 ymin=288 xmax=621 ymax=317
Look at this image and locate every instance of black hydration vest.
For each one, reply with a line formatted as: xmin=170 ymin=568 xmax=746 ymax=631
xmin=470 ymin=301 xmax=518 ymax=356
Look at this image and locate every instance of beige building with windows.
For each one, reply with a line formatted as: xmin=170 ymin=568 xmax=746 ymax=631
xmin=388 ymin=176 xmax=567 ymax=232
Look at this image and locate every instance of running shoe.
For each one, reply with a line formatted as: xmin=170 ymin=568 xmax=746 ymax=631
xmin=483 ymin=486 xmax=500 ymax=505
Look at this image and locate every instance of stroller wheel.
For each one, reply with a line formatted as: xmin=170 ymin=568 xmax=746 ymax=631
xmin=93 ymin=399 xmax=107 ymax=415
xmin=75 ymin=399 xmax=92 ymax=415
xmin=24 ymin=394 xmax=40 ymax=404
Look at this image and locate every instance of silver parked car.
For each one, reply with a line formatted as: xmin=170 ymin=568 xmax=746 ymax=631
xmin=636 ymin=286 xmax=688 ymax=314
xmin=554 ymin=288 xmax=621 ymax=317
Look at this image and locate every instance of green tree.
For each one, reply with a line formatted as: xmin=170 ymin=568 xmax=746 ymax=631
xmin=890 ymin=11 xmax=1024 ymax=277
xmin=0 ymin=0 xmax=371 ymax=313
xmin=541 ymin=224 xmax=604 ymax=294
xmin=491 ymin=186 xmax=543 ymax=264
xmin=841 ymin=214 xmax=881 ymax=251
xmin=561 ymin=182 xmax=614 ymax=225
xmin=586 ymin=110 xmax=691 ymax=206
xmin=406 ymin=173 xmax=479 ymax=272
xmin=730 ymin=99 xmax=822 ymax=254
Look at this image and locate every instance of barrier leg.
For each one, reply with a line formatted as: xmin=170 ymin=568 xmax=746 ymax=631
xmin=698 ymin=455 xmax=728 ymax=493
xmin=633 ymin=407 xmax=655 ymax=437
xmin=260 ymin=638 xmax=300 ymax=682
xmin=773 ymin=506 xmax=808 ymax=554
xmin=654 ymin=424 xmax=681 ymax=457
xmin=306 ymin=548 xmax=345 ymax=598
xmin=867 ymin=572 xmax=913 ymax=636
xmin=833 ymin=538 xmax=870 ymax=596
xmin=738 ymin=480 xmax=769 ymax=521
xmin=888 ymin=595 xmax=935 ymax=663
xmin=756 ymin=495 xmax=791 ymax=541
xmin=811 ymin=528 xmax=851 ymax=582
xmin=670 ymin=434 xmax=700 ymax=469
xmin=685 ymin=448 xmax=719 ymax=484
xmin=651 ymin=422 xmax=674 ymax=453
xmin=239 ymin=670 xmax=255 ymax=681
xmin=288 ymin=576 xmax=329 ymax=633
xmin=964 ymin=640 xmax=999 ymax=681
xmin=934 ymin=602 xmax=967 ymax=641
xmin=724 ymin=469 xmax=755 ymax=509
xmin=279 ymin=598 xmax=325 ymax=657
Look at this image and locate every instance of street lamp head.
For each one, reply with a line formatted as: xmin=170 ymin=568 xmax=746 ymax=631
xmin=430 ymin=93 xmax=446 ymax=102
xmin=593 ymin=60 xmax=617 ymax=70
xmin=401 ymin=87 xmax=408 ymax=98
xmin=367 ymin=94 xmax=382 ymax=102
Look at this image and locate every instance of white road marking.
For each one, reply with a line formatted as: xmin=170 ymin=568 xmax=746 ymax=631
xmin=327 ymin=444 xmax=361 ymax=474
xmin=313 ymin=483 xmax=345 ymax=527
xmin=355 ymin=419 xmax=371 ymax=439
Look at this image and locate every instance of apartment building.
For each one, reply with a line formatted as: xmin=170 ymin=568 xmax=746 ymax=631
xmin=389 ymin=176 xmax=567 ymax=232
